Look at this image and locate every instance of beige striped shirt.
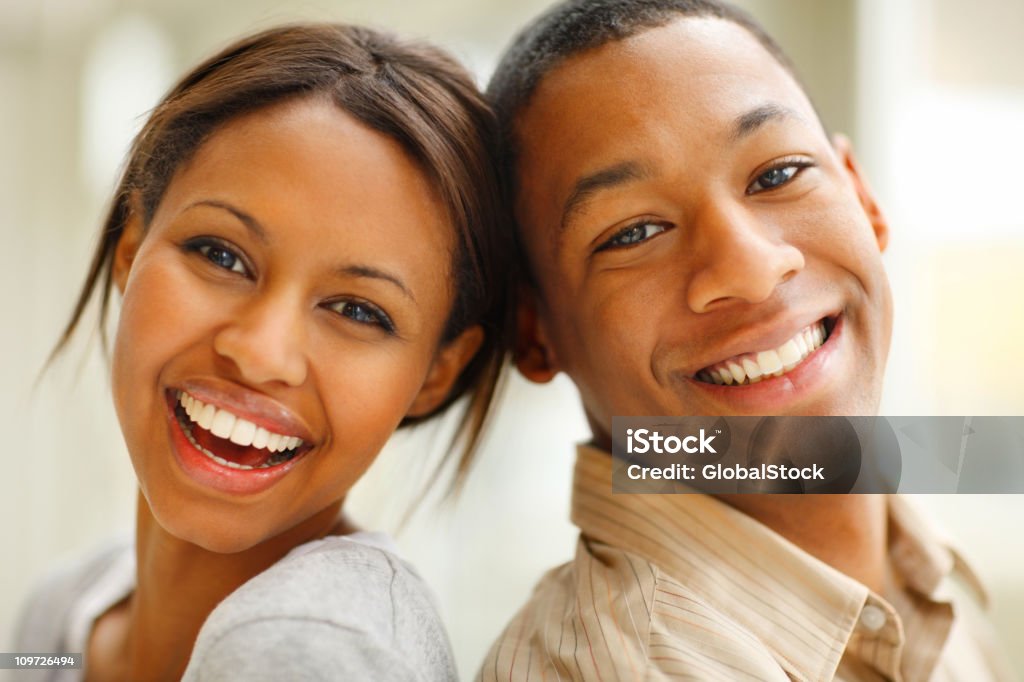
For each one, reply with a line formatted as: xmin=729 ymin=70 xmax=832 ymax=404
xmin=479 ymin=445 xmax=1015 ymax=682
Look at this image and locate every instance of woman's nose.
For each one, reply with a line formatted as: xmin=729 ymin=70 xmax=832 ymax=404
xmin=212 ymin=292 xmax=308 ymax=387
xmin=685 ymin=201 xmax=805 ymax=313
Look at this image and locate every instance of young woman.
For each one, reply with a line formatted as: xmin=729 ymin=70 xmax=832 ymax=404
xmin=14 ymin=23 xmax=510 ymax=681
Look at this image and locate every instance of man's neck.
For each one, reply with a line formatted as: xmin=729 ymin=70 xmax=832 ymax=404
xmin=590 ymin=422 xmax=891 ymax=592
xmin=716 ymin=493 xmax=890 ymax=593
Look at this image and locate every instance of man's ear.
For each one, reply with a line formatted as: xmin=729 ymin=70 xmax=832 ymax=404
xmin=406 ymin=325 xmax=485 ymax=418
xmin=113 ymin=194 xmax=145 ymax=294
xmin=515 ymin=285 xmax=559 ymax=384
xmin=833 ymin=134 xmax=889 ymax=252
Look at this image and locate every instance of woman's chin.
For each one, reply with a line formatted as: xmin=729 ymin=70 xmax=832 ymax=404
xmin=148 ymin=503 xmax=271 ymax=555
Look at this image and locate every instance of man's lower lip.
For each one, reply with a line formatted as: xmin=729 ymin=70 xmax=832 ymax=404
xmin=165 ymin=394 xmax=304 ymax=495
xmin=684 ymin=315 xmax=845 ymax=411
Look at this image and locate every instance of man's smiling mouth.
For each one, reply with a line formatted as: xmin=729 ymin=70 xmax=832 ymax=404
xmin=174 ymin=390 xmax=308 ymax=470
xmin=695 ymin=318 xmax=833 ymax=386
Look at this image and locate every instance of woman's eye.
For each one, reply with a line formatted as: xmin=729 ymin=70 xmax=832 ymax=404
xmin=328 ymin=300 xmax=396 ymax=334
xmin=747 ymin=162 xmax=811 ymax=194
xmin=597 ymin=221 xmax=667 ymax=252
xmin=196 ymin=243 xmax=248 ymax=275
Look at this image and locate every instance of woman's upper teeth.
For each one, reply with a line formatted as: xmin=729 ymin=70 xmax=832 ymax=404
xmin=177 ymin=391 xmax=303 ymax=452
xmin=698 ymin=321 xmax=826 ymax=385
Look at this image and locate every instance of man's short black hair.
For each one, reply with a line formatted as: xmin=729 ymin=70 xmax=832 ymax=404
xmin=488 ymin=0 xmax=797 ymax=130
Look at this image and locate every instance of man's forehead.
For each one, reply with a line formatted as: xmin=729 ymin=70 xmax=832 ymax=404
xmin=517 ymin=16 xmax=813 ymax=145
xmin=512 ymin=16 xmax=820 ymax=237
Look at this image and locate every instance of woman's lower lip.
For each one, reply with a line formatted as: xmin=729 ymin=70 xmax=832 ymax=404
xmin=684 ymin=315 xmax=846 ymax=413
xmin=164 ymin=394 xmax=304 ymax=496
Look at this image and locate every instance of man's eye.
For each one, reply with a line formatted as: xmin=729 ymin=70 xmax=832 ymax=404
xmin=327 ymin=300 xmax=396 ymax=334
xmin=596 ymin=221 xmax=667 ymax=252
xmin=747 ymin=162 xmax=812 ymax=194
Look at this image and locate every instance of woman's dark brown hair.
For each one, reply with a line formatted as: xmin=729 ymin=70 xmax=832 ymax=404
xmin=53 ymin=23 xmax=512 ymax=490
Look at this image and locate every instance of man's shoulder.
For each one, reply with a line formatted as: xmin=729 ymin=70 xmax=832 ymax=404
xmin=478 ymin=535 xmax=787 ymax=682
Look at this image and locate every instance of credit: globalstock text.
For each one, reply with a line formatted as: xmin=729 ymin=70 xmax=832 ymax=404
xmin=623 ymin=428 xmax=825 ymax=482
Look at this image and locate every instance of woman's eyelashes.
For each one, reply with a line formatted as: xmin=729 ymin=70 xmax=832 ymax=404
xmin=183 ymin=236 xmax=397 ymax=335
xmin=324 ymin=299 xmax=396 ymax=334
xmin=594 ymin=220 xmax=669 ymax=252
xmin=184 ymin=237 xmax=251 ymax=276
xmin=746 ymin=157 xmax=815 ymax=195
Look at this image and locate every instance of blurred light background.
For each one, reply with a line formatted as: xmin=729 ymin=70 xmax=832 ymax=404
xmin=1 ymin=0 xmax=1022 ymax=677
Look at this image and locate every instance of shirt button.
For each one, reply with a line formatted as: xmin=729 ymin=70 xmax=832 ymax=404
xmin=859 ymin=604 xmax=887 ymax=631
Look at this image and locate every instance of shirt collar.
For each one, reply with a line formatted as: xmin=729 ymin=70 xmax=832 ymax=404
xmin=569 ymin=444 xmax=975 ymax=681
xmin=886 ymin=494 xmax=988 ymax=605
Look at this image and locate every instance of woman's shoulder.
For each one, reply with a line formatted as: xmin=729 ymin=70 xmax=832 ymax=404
xmin=217 ymin=531 xmax=440 ymax=621
xmin=184 ymin=532 xmax=457 ymax=681
xmin=13 ymin=538 xmax=133 ymax=654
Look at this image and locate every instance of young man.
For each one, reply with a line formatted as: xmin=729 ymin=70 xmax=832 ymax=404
xmin=480 ymin=0 xmax=1013 ymax=679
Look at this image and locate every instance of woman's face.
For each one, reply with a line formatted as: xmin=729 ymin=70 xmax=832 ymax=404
xmin=111 ymin=97 xmax=479 ymax=552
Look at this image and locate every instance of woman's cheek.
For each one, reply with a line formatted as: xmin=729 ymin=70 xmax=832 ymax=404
xmin=321 ymin=351 xmax=429 ymax=433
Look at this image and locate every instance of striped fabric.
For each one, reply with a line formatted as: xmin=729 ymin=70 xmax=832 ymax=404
xmin=478 ymin=445 xmax=1016 ymax=682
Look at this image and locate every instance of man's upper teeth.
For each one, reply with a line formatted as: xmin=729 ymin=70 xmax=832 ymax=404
xmin=177 ymin=392 xmax=303 ymax=452
xmin=699 ymin=321 xmax=826 ymax=385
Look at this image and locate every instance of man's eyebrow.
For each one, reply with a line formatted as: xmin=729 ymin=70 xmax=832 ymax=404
xmin=186 ymin=199 xmax=268 ymax=243
xmin=336 ymin=264 xmax=415 ymax=303
xmin=732 ymin=103 xmax=802 ymax=141
xmin=560 ymin=161 xmax=650 ymax=233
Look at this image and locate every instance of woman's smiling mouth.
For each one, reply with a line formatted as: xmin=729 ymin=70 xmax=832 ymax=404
xmin=164 ymin=387 xmax=315 ymax=495
xmin=694 ymin=318 xmax=834 ymax=386
xmin=174 ymin=391 xmax=307 ymax=470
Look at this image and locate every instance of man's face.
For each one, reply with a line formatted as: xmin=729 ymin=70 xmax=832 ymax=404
xmin=512 ymin=17 xmax=893 ymax=447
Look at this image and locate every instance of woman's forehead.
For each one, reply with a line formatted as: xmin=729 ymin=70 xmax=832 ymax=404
xmin=165 ymin=101 xmax=444 ymax=225
xmin=153 ymin=99 xmax=454 ymax=288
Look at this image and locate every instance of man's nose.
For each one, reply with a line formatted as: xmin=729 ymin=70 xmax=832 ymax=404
xmin=212 ymin=291 xmax=309 ymax=387
xmin=685 ymin=200 xmax=805 ymax=313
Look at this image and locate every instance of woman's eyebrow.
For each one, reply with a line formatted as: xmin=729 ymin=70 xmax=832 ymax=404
xmin=184 ymin=199 xmax=268 ymax=243
xmin=335 ymin=264 xmax=416 ymax=303
xmin=183 ymin=200 xmax=415 ymax=303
